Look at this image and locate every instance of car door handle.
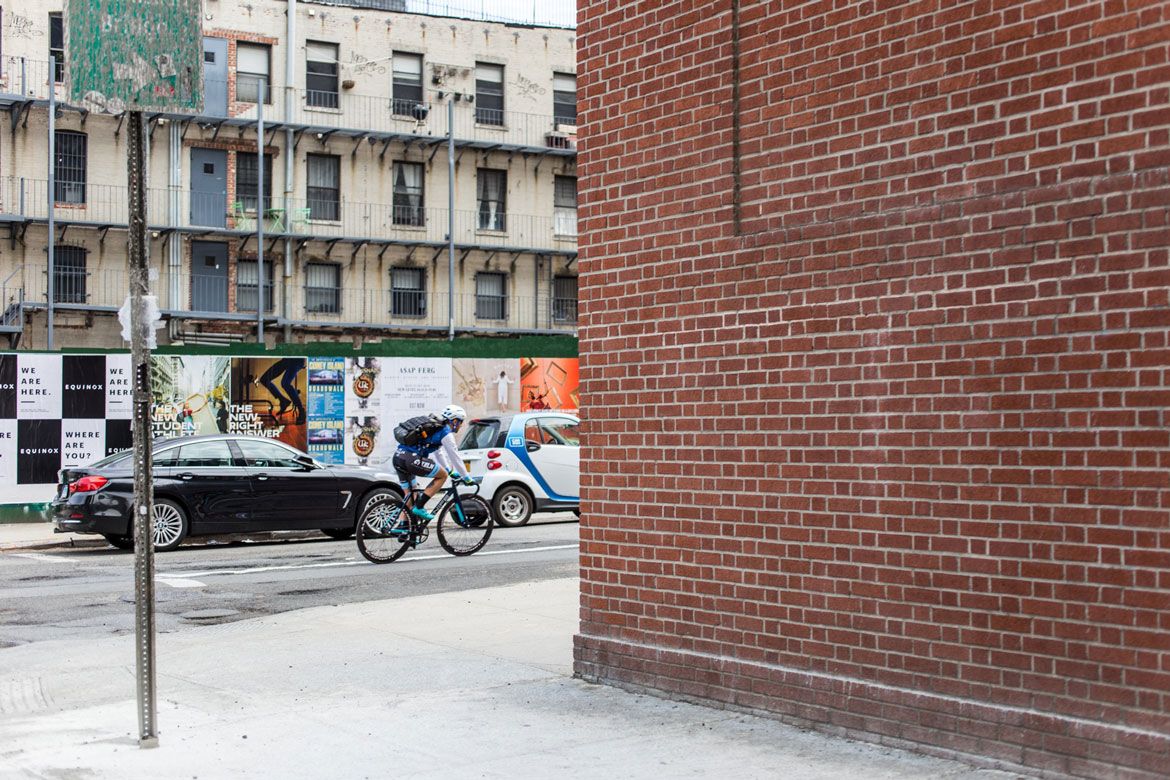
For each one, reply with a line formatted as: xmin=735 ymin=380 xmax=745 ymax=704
xmin=255 ymin=473 xmax=269 ymax=481
xmin=178 ymin=472 xmax=195 ymax=480
xmin=526 ymin=442 xmax=542 ymax=452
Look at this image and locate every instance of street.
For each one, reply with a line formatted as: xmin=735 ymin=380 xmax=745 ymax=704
xmin=0 ymin=516 xmax=579 ymax=648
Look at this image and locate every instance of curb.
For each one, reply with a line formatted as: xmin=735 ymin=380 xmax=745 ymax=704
xmin=0 ymin=529 xmax=338 ymax=553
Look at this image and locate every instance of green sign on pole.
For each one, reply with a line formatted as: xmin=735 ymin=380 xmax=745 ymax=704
xmin=66 ymin=0 xmax=204 ymax=114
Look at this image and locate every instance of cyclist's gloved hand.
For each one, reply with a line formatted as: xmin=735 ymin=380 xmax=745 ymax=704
xmin=460 ymin=475 xmax=477 ymax=485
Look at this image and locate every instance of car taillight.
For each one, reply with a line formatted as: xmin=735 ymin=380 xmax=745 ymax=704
xmin=487 ymin=461 xmax=503 ymax=470
xmin=487 ymin=450 xmax=501 ymax=459
xmin=70 ymin=476 xmax=109 ymax=494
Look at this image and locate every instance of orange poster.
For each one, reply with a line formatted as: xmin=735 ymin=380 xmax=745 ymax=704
xmin=519 ymin=358 xmax=579 ymax=412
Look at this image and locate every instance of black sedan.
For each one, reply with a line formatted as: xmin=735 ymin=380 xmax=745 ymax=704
xmin=49 ymin=435 xmax=402 ymax=551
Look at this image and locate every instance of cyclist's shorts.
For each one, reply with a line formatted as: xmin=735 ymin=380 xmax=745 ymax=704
xmin=392 ymin=449 xmax=441 ymax=484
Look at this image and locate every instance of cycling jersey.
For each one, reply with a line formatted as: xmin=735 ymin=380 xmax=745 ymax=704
xmin=394 ymin=425 xmax=471 ymax=481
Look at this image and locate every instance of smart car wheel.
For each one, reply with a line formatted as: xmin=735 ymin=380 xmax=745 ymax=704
xmin=493 ymin=485 xmax=533 ymax=527
xmin=152 ymin=499 xmax=189 ymax=551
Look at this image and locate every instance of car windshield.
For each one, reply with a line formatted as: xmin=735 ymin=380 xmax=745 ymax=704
xmin=460 ymin=420 xmax=500 ymax=449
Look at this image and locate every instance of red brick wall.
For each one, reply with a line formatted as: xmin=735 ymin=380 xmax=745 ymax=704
xmin=574 ymin=2 xmax=1170 ymax=777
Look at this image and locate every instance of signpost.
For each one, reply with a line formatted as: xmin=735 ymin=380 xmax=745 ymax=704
xmin=66 ymin=0 xmax=203 ymax=749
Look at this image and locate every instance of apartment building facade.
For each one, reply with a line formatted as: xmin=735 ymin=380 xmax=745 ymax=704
xmin=0 ymin=0 xmax=578 ymax=349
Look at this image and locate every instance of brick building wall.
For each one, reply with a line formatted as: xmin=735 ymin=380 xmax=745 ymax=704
xmin=574 ymin=2 xmax=1170 ymax=777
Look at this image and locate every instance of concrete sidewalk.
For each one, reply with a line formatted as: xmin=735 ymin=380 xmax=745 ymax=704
xmin=0 ymin=573 xmax=1021 ymax=780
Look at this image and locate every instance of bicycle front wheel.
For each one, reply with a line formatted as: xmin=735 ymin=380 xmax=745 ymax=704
xmin=356 ymin=495 xmax=411 ymax=564
xmin=436 ymin=494 xmax=493 ymax=556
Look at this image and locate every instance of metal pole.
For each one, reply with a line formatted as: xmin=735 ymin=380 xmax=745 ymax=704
xmin=257 ymin=84 xmax=265 ymax=343
xmin=447 ymin=97 xmax=455 ymax=341
xmin=127 ymin=109 xmax=158 ymax=749
xmin=47 ymin=55 xmax=56 ymax=351
xmin=284 ymin=0 xmax=297 ymax=338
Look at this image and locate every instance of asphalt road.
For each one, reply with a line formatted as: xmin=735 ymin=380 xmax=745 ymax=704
xmin=0 ymin=515 xmax=580 ymax=648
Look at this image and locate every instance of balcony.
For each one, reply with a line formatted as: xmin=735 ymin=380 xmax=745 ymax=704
xmin=0 ymin=178 xmax=577 ymax=255
xmin=0 ymin=59 xmax=577 ymax=157
xmin=16 ymin=264 xmax=578 ymax=334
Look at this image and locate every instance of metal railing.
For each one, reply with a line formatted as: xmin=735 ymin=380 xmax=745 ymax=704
xmin=17 ymin=264 xmax=577 ymax=333
xmin=1 ymin=178 xmax=577 ymax=252
xmin=1 ymin=60 xmax=577 ymax=154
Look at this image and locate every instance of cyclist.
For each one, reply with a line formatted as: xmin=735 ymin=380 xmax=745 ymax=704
xmin=390 ymin=404 xmax=476 ymax=527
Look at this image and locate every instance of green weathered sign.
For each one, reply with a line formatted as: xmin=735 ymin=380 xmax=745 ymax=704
xmin=66 ymin=0 xmax=203 ymax=113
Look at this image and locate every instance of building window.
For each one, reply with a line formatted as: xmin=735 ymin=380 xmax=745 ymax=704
xmin=477 ymin=169 xmax=506 ymax=231
xmin=392 ymin=162 xmax=424 ymax=226
xmin=305 ymin=263 xmax=340 ymax=314
xmin=236 ymin=43 xmax=271 ymax=104
xmin=553 ymin=275 xmax=578 ymax=323
xmin=49 ymin=13 xmax=65 ymax=83
xmin=553 ymin=72 xmax=576 ymax=126
xmin=54 ymin=246 xmax=87 ymax=304
xmin=307 ymin=154 xmax=340 ymax=221
xmin=475 ymin=272 xmax=507 ymax=321
xmin=475 ymin=63 xmax=504 ymax=126
xmin=391 ymin=267 xmax=426 ymax=317
xmin=306 ymin=41 xmax=339 ymax=108
xmin=392 ymin=53 xmax=425 ymax=117
xmin=235 ymin=153 xmax=273 ymax=213
xmin=236 ymin=260 xmax=275 ymax=312
xmin=554 ymin=176 xmax=577 ymax=237
xmin=54 ymin=130 xmax=87 ymax=204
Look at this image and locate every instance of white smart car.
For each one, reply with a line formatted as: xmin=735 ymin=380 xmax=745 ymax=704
xmin=458 ymin=412 xmax=580 ymax=526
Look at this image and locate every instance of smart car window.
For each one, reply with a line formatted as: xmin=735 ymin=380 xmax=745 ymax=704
xmin=524 ymin=421 xmax=542 ymax=444
xmin=174 ymin=440 xmax=234 ymax=468
xmin=459 ymin=420 xmax=499 ymax=450
xmin=235 ymin=439 xmax=302 ymax=469
xmin=540 ymin=419 xmax=580 ymax=446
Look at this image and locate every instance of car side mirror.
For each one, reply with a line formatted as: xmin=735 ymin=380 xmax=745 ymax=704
xmin=294 ymin=454 xmax=317 ymax=469
xmin=525 ymin=441 xmax=541 ymax=453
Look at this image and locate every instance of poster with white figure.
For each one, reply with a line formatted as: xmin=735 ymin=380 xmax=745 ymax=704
xmin=105 ymin=354 xmax=133 ymax=419
xmin=60 ymin=418 xmax=106 ymax=469
xmin=16 ymin=354 xmax=62 ymax=419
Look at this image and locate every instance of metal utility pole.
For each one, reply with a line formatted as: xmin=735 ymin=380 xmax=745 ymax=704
xmin=127 ymin=109 xmax=158 ymax=748
xmin=448 ymin=97 xmax=455 ymax=341
xmin=257 ymin=84 xmax=266 ymax=344
xmin=47 ymin=56 xmax=56 ymax=351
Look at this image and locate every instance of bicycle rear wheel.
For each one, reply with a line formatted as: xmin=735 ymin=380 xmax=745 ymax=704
xmin=436 ymin=494 xmax=493 ymax=556
xmin=356 ymin=495 xmax=411 ymax=564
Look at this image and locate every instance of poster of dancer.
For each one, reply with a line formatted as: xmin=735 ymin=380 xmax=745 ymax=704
xmin=519 ymin=358 xmax=579 ymax=412
xmin=229 ymin=357 xmax=308 ymax=449
xmin=452 ymin=359 xmax=520 ymax=418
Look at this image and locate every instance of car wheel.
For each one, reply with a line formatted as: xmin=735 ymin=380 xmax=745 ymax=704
xmin=493 ymin=485 xmax=533 ymax=527
xmin=357 ymin=487 xmax=400 ymax=529
xmin=152 ymin=499 xmax=189 ymax=552
xmin=320 ymin=527 xmax=354 ymax=540
xmin=102 ymin=533 xmax=135 ymax=550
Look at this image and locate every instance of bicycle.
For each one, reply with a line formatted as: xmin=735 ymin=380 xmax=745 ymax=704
xmin=355 ymin=477 xmax=494 ymax=564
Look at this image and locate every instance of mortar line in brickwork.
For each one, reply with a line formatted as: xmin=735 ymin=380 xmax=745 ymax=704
xmin=730 ymin=0 xmax=743 ymax=235
xmin=574 ymin=634 xmax=1170 ymax=743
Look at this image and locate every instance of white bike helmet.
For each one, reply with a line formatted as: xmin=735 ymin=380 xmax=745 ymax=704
xmin=440 ymin=404 xmax=467 ymax=424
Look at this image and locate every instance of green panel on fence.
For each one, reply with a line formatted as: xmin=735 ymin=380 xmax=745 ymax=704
xmin=66 ymin=0 xmax=203 ymax=113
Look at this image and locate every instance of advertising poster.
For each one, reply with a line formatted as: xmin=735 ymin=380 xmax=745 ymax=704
xmin=105 ymin=354 xmax=133 ymax=419
xmin=60 ymin=418 xmax=106 ymax=469
xmin=151 ymin=355 xmax=231 ymax=438
xmin=381 ymin=358 xmax=453 ymax=427
xmin=519 ymin=357 xmax=579 ymax=412
xmin=345 ymin=357 xmax=382 ymax=415
xmin=62 ymin=356 xmax=106 ymax=419
xmin=0 ymin=419 xmax=16 ymax=486
xmin=17 ymin=419 xmax=61 ymax=485
xmin=16 ymin=354 xmax=62 ymax=420
xmin=104 ymin=418 xmax=133 ymax=458
xmin=0 ymin=354 xmax=15 ymax=418
xmin=453 ymin=359 xmax=521 ymax=418
xmin=307 ymin=357 xmax=345 ymax=464
xmin=345 ymin=415 xmax=386 ymax=466
xmin=229 ymin=357 xmax=308 ymax=449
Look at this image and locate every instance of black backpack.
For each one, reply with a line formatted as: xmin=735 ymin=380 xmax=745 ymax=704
xmin=393 ymin=414 xmax=445 ymax=446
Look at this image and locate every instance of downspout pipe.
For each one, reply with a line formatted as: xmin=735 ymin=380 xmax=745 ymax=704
xmin=284 ymin=0 xmax=296 ymax=340
xmin=447 ymin=97 xmax=455 ymax=342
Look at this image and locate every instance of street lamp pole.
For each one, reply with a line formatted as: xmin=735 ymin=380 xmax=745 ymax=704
xmin=448 ymin=96 xmax=455 ymax=342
